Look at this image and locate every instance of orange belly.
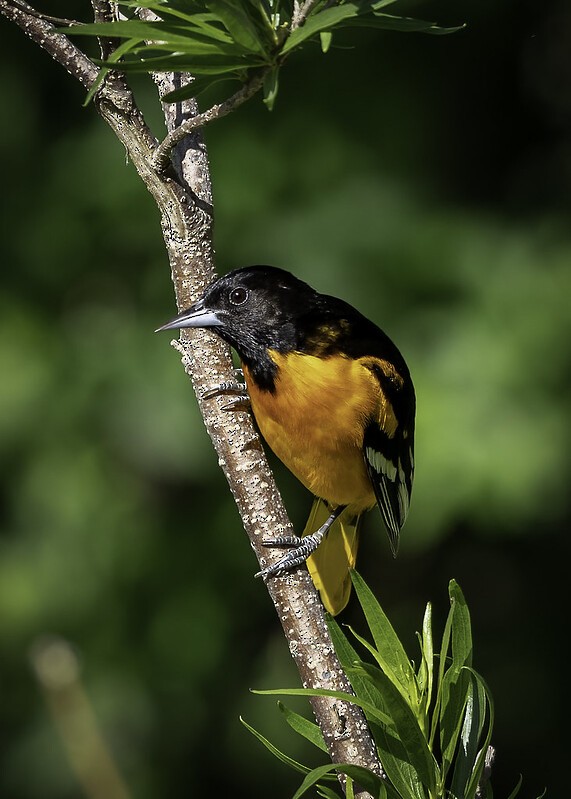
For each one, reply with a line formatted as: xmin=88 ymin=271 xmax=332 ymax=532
xmin=243 ymin=351 xmax=380 ymax=512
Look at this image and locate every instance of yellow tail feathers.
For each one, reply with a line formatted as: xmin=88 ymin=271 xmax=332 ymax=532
xmin=304 ymin=498 xmax=361 ymax=615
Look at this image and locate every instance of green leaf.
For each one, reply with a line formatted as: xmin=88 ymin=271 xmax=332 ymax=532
xmin=369 ymin=722 xmax=428 ymax=799
xmin=316 ymin=784 xmax=342 ymax=799
xmin=252 ymin=686 xmax=393 ymax=728
xmin=205 ymin=0 xmax=270 ymax=54
xmin=449 ymin=674 xmax=488 ymax=799
xmin=161 ymin=74 xmax=240 ymax=103
xmin=341 ymin=14 xmax=466 ymax=36
xmin=281 ymin=2 xmax=365 ymax=54
xmin=327 ymin=616 xmax=385 ymax=706
xmin=292 ymin=762 xmax=387 ymax=799
xmin=239 ymin=716 xmax=313 ymax=776
xmin=96 ymin=53 xmax=256 ymax=74
xmin=505 ymin=775 xmax=523 ymax=799
xmin=350 ymin=571 xmax=419 ymax=705
xmin=462 ymin=671 xmax=495 ymax=799
xmin=263 ymin=66 xmax=279 ymax=110
xmin=327 ymin=615 xmax=397 ymax=735
xmin=449 ymin=580 xmax=473 ymax=668
xmin=370 ymin=0 xmax=400 ymax=7
xmin=430 ymin=580 xmax=455 ymax=748
xmin=439 ymin=581 xmax=473 ymax=781
xmin=415 ymin=602 xmax=433 ymax=736
xmin=320 ymin=31 xmax=332 ymax=53
xmin=353 ymin=663 xmax=438 ymax=796
xmin=277 ymin=701 xmax=327 ymax=753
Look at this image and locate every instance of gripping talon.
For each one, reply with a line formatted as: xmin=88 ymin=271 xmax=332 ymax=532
xmin=202 ymin=380 xmax=247 ymax=401
xmin=255 ymin=505 xmax=347 ymax=581
xmin=261 ymin=535 xmax=302 ymax=547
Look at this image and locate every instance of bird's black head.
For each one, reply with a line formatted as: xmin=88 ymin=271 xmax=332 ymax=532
xmin=156 ymin=266 xmax=321 ymax=376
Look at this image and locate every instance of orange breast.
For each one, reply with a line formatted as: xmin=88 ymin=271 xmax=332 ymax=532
xmin=243 ymin=351 xmax=382 ymax=512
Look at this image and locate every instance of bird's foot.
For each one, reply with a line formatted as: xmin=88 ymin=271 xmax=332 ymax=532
xmin=202 ymin=370 xmax=249 ymax=410
xmin=255 ymin=533 xmax=323 ymax=579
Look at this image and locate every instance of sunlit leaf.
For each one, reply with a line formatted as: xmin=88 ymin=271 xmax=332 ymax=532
xmin=439 ymin=581 xmax=473 ymax=781
xmin=463 ymin=671 xmax=495 ymax=799
xmin=350 ymin=571 xmax=418 ymax=705
xmin=449 ymin=674 xmax=488 ymax=799
xmin=205 ymin=0 xmax=270 ymax=54
xmin=353 ymin=663 xmax=438 ymax=796
xmin=326 ymin=615 xmax=393 ymax=728
xmin=415 ymin=602 xmax=433 ymax=734
xmin=263 ymin=66 xmax=279 ymax=110
xmin=281 ymin=2 xmax=364 ymax=53
xmin=320 ymin=31 xmax=332 ymax=53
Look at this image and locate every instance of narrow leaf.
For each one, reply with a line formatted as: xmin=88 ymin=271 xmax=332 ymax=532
xmin=341 ymin=14 xmax=465 ymax=35
xmin=449 ymin=580 xmax=473 ymax=669
xmin=206 ymin=0 xmax=269 ymax=54
xmin=327 ymin=615 xmax=393 ymax=726
xmin=292 ymin=762 xmax=387 ymax=799
xmin=355 ymin=663 xmax=438 ymax=795
xmin=463 ymin=671 xmax=495 ymax=799
xmin=350 ymin=571 xmax=418 ymax=704
xmin=505 ymin=775 xmax=523 ymax=799
xmin=277 ymin=701 xmax=327 ymax=753
xmin=369 ymin=722 xmax=427 ymax=799
xmin=239 ymin=716 xmax=312 ymax=775
xmin=281 ymin=2 xmax=364 ymax=53
xmin=252 ymin=687 xmax=393 ymax=727
xmin=263 ymin=66 xmax=279 ymax=110
xmin=161 ymin=74 xmax=240 ymax=103
xmin=449 ymin=675 xmax=488 ymax=799
xmin=440 ymin=581 xmax=474 ymax=781
xmin=320 ymin=31 xmax=332 ymax=53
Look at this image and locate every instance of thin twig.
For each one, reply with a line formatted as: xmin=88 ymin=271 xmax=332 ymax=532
xmin=291 ymin=0 xmax=322 ymax=30
xmin=151 ymin=68 xmax=268 ymax=174
xmin=92 ymin=0 xmax=119 ymax=60
xmin=8 ymin=0 xmax=79 ymax=26
xmin=0 ymin=0 xmax=96 ymax=87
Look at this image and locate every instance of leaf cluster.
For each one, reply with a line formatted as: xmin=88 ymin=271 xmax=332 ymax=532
xmin=246 ymin=575 xmax=533 ymax=799
xmin=65 ymin=0 xmax=462 ymax=108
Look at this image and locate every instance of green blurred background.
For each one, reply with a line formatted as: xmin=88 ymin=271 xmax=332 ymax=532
xmin=1 ymin=1 xmax=569 ymax=796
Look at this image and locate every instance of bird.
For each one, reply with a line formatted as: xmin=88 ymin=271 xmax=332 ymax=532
xmin=157 ymin=266 xmax=415 ymax=615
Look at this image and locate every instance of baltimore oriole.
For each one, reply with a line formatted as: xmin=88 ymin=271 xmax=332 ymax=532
xmin=158 ymin=266 xmax=415 ymax=614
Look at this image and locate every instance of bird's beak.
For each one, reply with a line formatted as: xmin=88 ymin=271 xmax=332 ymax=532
xmin=155 ymin=299 xmax=223 ymax=333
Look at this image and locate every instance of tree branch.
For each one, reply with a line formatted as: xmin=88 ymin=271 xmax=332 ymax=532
xmin=151 ymin=68 xmax=268 ymax=175
xmin=0 ymin=2 xmax=384 ymax=793
xmin=291 ymin=0 xmax=323 ymax=31
xmin=0 ymin=0 xmax=96 ymax=88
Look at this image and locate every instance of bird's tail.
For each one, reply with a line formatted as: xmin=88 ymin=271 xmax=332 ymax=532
xmin=304 ymin=498 xmax=361 ymax=615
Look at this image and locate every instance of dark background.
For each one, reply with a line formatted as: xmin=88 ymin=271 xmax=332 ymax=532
xmin=1 ymin=1 xmax=569 ymax=797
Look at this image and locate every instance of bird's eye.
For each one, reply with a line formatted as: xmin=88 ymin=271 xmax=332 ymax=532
xmin=229 ymin=286 xmax=249 ymax=306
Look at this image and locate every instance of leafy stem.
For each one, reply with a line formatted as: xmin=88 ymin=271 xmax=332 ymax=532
xmin=151 ymin=66 xmax=269 ymax=174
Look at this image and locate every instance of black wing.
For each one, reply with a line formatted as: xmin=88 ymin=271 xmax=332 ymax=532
xmin=362 ymin=360 xmax=415 ymax=556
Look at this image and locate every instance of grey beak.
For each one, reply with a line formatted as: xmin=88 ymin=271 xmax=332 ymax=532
xmin=155 ymin=300 xmax=223 ymax=333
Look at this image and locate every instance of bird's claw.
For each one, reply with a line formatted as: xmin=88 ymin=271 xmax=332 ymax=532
xmin=202 ymin=375 xmax=250 ymax=410
xmin=255 ymin=534 xmax=321 ymax=580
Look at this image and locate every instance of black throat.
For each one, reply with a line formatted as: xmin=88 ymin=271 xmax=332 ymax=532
xmin=240 ymin=349 xmax=278 ymax=393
